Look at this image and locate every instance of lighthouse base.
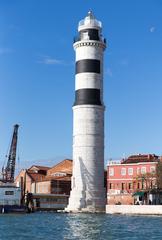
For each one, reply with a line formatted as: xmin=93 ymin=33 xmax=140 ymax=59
xmin=65 ymin=188 xmax=106 ymax=213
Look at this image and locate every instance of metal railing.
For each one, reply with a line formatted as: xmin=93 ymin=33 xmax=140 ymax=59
xmin=73 ymin=36 xmax=106 ymax=44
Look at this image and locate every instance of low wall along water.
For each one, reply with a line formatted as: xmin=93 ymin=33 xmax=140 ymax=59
xmin=106 ymin=205 xmax=162 ymax=215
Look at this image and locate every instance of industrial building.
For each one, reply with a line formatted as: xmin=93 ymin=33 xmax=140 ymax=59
xmin=15 ymin=159 xmax=72 ymax=211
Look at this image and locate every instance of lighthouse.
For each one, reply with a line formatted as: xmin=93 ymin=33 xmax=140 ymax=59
xmin=66 ymin=11 xmax=106 ymax=212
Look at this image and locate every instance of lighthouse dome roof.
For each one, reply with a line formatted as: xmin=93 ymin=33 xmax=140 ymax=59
xmin=78 ymin=11 xmax=102 ymax=31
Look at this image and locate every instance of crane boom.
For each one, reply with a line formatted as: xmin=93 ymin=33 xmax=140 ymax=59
xmin=3 ymin=124 xmax=19 ymax=182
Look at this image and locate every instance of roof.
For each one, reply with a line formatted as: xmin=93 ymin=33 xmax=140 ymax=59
xmin=122 ymin=154 xmax=159 ymax=164
xmin=28 ymin=165 xmax=50 ymax=171
xmin=47 ymin=159 xmax=72 ymax=176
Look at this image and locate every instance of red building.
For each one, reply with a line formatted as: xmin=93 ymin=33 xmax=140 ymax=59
xmin=107 ymin=154 xmax=161 ymax=205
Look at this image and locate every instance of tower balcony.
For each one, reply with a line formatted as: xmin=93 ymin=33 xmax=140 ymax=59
xmin=73 ymin=36 xmax=106 ymax=44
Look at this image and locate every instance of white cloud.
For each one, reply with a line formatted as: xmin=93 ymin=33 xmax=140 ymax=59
xmin=38 ymin=56 xmax=63 ymax=65
xmin=150 ymin=26 xmax=156 ymax=33
xmin=37 ymin=55 xmax=74 ymax=67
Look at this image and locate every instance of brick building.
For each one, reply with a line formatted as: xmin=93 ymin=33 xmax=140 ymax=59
xmin=31 ymin=159 xmax=72 ymax=195
xmin=15 ymin=160 xmax=72 ymax=194
xmin=15 ymin=159 xmax=72 ymax=210
xmin=107 ymin=154 xmax=162 ymax=205
xmin=15 ymin=165 xmax=50 ymax=194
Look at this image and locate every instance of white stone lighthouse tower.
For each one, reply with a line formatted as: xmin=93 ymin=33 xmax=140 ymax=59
xmin=66 ymin=11 xmax=106 ymax=212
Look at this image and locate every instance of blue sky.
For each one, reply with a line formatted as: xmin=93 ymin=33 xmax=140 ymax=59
xmin=0 ymin=0 xmax=162 ymax=171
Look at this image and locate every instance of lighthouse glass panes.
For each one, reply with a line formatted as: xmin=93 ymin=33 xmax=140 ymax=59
xmin=66 ymin=11 xmax=106 ymax=212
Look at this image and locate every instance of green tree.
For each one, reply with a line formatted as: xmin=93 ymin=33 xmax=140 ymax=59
xmin=155 ymin=162 xmax=162 ymax=190
xmin=133 ymin=172 xmax=156 ymax=191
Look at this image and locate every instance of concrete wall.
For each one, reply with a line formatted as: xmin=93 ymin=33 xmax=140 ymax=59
xmin=15 ymin=170 xmax=32 ymax=193
xmin=107 ymin=194 xmax=134 ymax=205
xmin=0 ymin=186 xmax=21 ymax=205
xmin=106 ymin=205 xmax=162 ymax=215
xmin=32 ymin=194 xmax=69 ymax=210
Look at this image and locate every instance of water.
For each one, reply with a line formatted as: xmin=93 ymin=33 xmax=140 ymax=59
xmin=0 ymin=213 xmax=162 ymax=240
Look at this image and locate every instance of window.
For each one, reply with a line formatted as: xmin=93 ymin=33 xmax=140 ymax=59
xmin=121 ymin=168 xmax=126 ymax=176
xmin=150 ymin=166 xmax=155 ymax=173
xmin=82 ymin=31 xmax=89 ymax=40
xmin=109 ymin=168 xmax=114 ymax=176
xmin=5 ymin=191 xmax=14 ymax=195
xmin=141 ymin=167 xmax=146 ymax=174
xmin=121 ymin=183 xmax=125 ymax=190
xmin=128 ymin=168 xmax=133 ymax=175
xmin=128 ymin=183 xmax=132 ymax=189
xmin=137 ymin=167 xmax=140 ymax=175
xmin=52 ymin=172 xmax=67 ymax=177
xmin=109 ymin=183 xmax=112 ymax=189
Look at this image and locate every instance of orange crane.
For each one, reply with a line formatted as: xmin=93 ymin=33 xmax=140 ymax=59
xmin=2 ymin=124 xmax=19 ymax=182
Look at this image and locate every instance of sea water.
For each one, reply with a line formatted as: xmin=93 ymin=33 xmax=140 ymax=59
xmin=0 ymin=212 xmax=162 ymax=239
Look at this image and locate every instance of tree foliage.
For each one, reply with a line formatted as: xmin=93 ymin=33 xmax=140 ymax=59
xmin=133 ymin=162 xmax=162 ymax=191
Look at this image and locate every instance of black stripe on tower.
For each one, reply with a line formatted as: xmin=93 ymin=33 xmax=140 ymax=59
xmin=74 ymin=88 xmax=102 ymax=106
xmin=76 ymin=59 xmax=100 ymax=74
